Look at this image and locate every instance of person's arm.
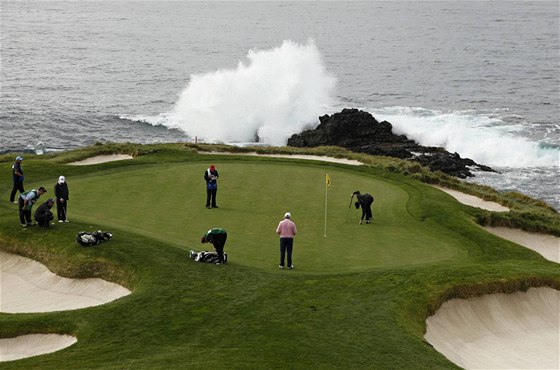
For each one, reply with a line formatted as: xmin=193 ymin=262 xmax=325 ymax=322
xmin=276 ymin=221 xmax=282 ymax=235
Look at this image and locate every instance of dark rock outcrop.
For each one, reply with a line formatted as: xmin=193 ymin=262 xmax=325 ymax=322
xmin=287 ymin=108 xmax=495 ymax=178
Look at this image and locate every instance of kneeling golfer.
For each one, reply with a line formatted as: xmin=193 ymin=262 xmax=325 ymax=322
xmin=35 ymin=198 xmax=55 ymax=228
xmin=201 ymin=228 xmax=227 ymax=264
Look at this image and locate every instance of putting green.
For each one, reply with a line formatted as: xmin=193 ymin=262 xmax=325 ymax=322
xmin=69 ymin=160 xmax=464 ymax=273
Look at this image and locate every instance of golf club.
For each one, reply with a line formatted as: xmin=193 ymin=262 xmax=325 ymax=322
xmin=345 ymin=193 xmax=355 ymax=223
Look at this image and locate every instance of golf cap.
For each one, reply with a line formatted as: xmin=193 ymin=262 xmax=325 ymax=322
xmin=16 ymin=156 xmax=23 ymax=161
xmin=59 ymin=175 xmax=66 ymax=183
xmin=38 ymin=187 xmax=47 ymax=192
xmin=46 ymin=198 xmax=55 ymax=203
xmin=284 ymin=212 xmax=291 ymax=219
xmin=210 ymin=164 xmax=216 ymax=170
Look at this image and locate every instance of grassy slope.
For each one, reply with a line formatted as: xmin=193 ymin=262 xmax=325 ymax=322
xmin=0 ymin=145 xmax=558 ymax=369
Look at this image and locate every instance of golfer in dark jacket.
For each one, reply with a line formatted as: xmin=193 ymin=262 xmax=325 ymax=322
xmin=353 ymin=191 xmax=374 ymax=224
xmin=201 ymin=228 xmax=227 ymax=264
xmin=55 ymin=175 xmax=70 ymax=222
xmin=10 ymin=156 xmax=25 ymax=203
xmin=204 ymin=164 xmax=219 ymax=209
xmin=35 ymin=198 xmax=55 ymax=228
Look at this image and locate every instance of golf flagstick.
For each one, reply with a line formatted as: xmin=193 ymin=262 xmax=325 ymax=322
xmin=324 ymin=174 xmax=331 ymax=237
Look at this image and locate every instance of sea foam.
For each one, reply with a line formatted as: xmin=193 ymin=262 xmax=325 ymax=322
xmin=372 ymin=106 xmax=559 ymax=168
xmin=164 ymin=40 xmax=336 ymax=145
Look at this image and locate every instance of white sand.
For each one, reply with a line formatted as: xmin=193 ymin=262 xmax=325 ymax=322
xmin=0 ymin=334 xmax=77 ymax=362
xmin=432 ymin=185 xmax=510 ymax=212
xmin=484 ymin=226 xmax=560 ymax=263
xmin=425 ymin=287 xmax=560 ymax=370
xmin=69 ymin=154 xmax=133 ymax=165
xmin=199 ymin=151 xmax=363 ymax=166
xmin=0 ymin=251 xmax=131 ymax=313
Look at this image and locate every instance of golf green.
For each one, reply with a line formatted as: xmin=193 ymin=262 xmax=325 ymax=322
xmin=69 ymin=161 xmax=464 ymax=273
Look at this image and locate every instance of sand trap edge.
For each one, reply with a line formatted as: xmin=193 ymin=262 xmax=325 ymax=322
xmin=0 ymin=334 xmax=77 ymax=362
xmin=425 ymin=287 xmax=560 ymax=369
xmin=69 ymin=154 xmax=133 ymax=166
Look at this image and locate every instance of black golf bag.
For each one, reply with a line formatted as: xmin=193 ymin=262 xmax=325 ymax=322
xmin=76 ymin=230 xmax=113 ymax=247
xmin=189 ymin=250 xmax=228 ymax=263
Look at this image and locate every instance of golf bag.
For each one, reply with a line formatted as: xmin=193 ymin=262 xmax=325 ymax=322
xmin=76 ymin=230 xmax=113 ymax=247
xmin=189 ymin=250 xmax=228 ymax=264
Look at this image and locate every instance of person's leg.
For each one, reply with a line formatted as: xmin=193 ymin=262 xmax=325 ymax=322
xmin=24 ymin=209 xmax=32 ymax=224
xmin=57 ymin=200 xmax=64 ymax=221
xmin=211 ymin=189 xmax=217 ymax=207
xmin=10 ymin=182 xmax=18 ymax=202
xmin=36 ymin=214 xmax=48 ymax=228
xmin=206 ymin=189 xmax=211 ymax=208
xmin=18 ymin=198 xmax=25 ymax=224
xmin=279 ymin=238 xmax=287 ymax=267
xmin=214 ymin=233 xmax=227 ymax=263
xmin=366 ymin=206 xmax=372 ymax=222
xmin=286 ymin=238 xmax=294 ymax=268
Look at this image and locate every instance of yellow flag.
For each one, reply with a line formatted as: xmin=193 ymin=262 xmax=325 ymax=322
xmin=326 ymin=174 xmax=331 ymax=189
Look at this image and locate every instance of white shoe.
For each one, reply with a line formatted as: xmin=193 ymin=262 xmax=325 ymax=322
xmin=64 ymin=220 xmax=69 ymax=223
xmin=59 ymin=220 xmax=64 ymax=223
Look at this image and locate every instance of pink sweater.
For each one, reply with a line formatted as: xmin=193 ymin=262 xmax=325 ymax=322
xmin=276 ymin=219 xmax=297 ymax=238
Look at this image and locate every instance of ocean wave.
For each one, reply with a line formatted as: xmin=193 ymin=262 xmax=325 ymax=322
xmin=155 ymin=40 xmax=336 ymax=145
xmin=371 ymin=106 xmax=559 ymax=168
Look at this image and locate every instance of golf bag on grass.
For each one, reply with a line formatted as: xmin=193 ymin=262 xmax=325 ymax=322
xmin=189 ymin=250 xmax=228 ymax=264
xmin=76 ymin=230 xmax=113 ymax=247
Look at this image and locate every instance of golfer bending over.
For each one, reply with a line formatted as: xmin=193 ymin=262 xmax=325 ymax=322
xmin=353 ymin=191 xmax=374 ymax=224
xmin=201 ymin=228 xmax=227 ymax=264
xmin=35 ymin=198 xmax=55 ymax=228
xmin=276 ymin=212 xmax=297 ymax=269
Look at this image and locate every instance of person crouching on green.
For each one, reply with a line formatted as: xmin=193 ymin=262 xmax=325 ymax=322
xmin=201 ymin=228 xmax=228 ymax=264
xmin=35 ymin=198 xmax=55 ymax=228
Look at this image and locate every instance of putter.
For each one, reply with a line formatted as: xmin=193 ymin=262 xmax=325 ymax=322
xmin=345 ymin=194 xmax=355 ymax=223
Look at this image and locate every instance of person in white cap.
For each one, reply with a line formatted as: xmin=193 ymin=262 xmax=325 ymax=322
xmin=54 ymin=175 xmax=70 ymax=222
xmin=275 ymin=212 xmax=297 ymax=269
xmin=10 ymin=156 xmax=25 ymax=203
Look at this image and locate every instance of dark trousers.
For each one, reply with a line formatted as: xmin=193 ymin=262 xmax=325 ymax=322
xmin=206 ymin=188 xmax=217 ymax=207
xmin=10 ymin=181 xmax=24 ymax=202
xmin=57 ymin=199 xmax=67 ymax=221
xmin=36 ymin=212 xmax=53 ymax=228
xmin=211 ymin=233 xmax=227 ymax=263
xmin=363 ymin=205 xmax=372 ymax=221
xmin=279 ymin=237 xmax=294 ymax=267
xmin=18 ymin=198 xmax=31 ymax=224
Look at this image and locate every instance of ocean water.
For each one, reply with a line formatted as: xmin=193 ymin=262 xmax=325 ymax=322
xmin=1 ymin=1 xmax=558 ymax=208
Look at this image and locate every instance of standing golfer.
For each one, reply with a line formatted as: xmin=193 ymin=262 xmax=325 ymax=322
xmin=204 ymin=164 xmax=219 ymax=209
xmin=18 ymin=187 xmax=47 ymax=227
xmin=352 ymin=191 xmax=374 ymax=224
xmin=201 ymin=228 xmax=227 ymax=264
xmin=10 ymin=156 xmax=25 ymax=203
xmin=276 ymin=212 xmax=297 ymax=269
xmin=55 ymin=175 xmax=70 ymax=222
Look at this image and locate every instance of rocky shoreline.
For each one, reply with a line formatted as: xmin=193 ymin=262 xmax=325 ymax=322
xmin=288 ymin=108 xmax=495 ymax=178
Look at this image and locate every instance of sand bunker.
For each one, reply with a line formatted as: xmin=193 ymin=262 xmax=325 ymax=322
xmin=0 ymin=334 xmax=77 ymax=362
xmin=69 ymin=154 xmax=133 ymax=166
xmin=484 ymin=226 xmax=560 ymax=263
xmin=425 ymin=287 xmax=560 ymax=369
xmin=199 ymin=151 xmax=363 ymax=166
xmin=433 ymin=185 xmax=510 ymax=212
xmin=0 ymin=251 xmax=131 ymax=313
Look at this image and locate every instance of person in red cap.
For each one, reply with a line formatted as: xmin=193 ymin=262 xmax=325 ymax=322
xmin=204 ymin=164 xmax=219 ymax=209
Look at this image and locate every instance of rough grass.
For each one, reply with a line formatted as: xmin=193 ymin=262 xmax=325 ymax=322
xmin=0 ymin=144 xmax=558 ymax=369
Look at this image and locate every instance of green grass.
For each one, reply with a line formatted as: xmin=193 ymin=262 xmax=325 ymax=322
xmin=0 ymin=144 xmax=559 ymax=369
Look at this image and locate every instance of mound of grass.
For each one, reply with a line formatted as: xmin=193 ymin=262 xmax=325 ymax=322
xmin=0 ymin=144 xmax=558 ymax=369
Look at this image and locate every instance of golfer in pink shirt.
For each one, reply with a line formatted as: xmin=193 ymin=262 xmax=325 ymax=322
xmin=276 ymin=212 xmax=297 ymax=269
